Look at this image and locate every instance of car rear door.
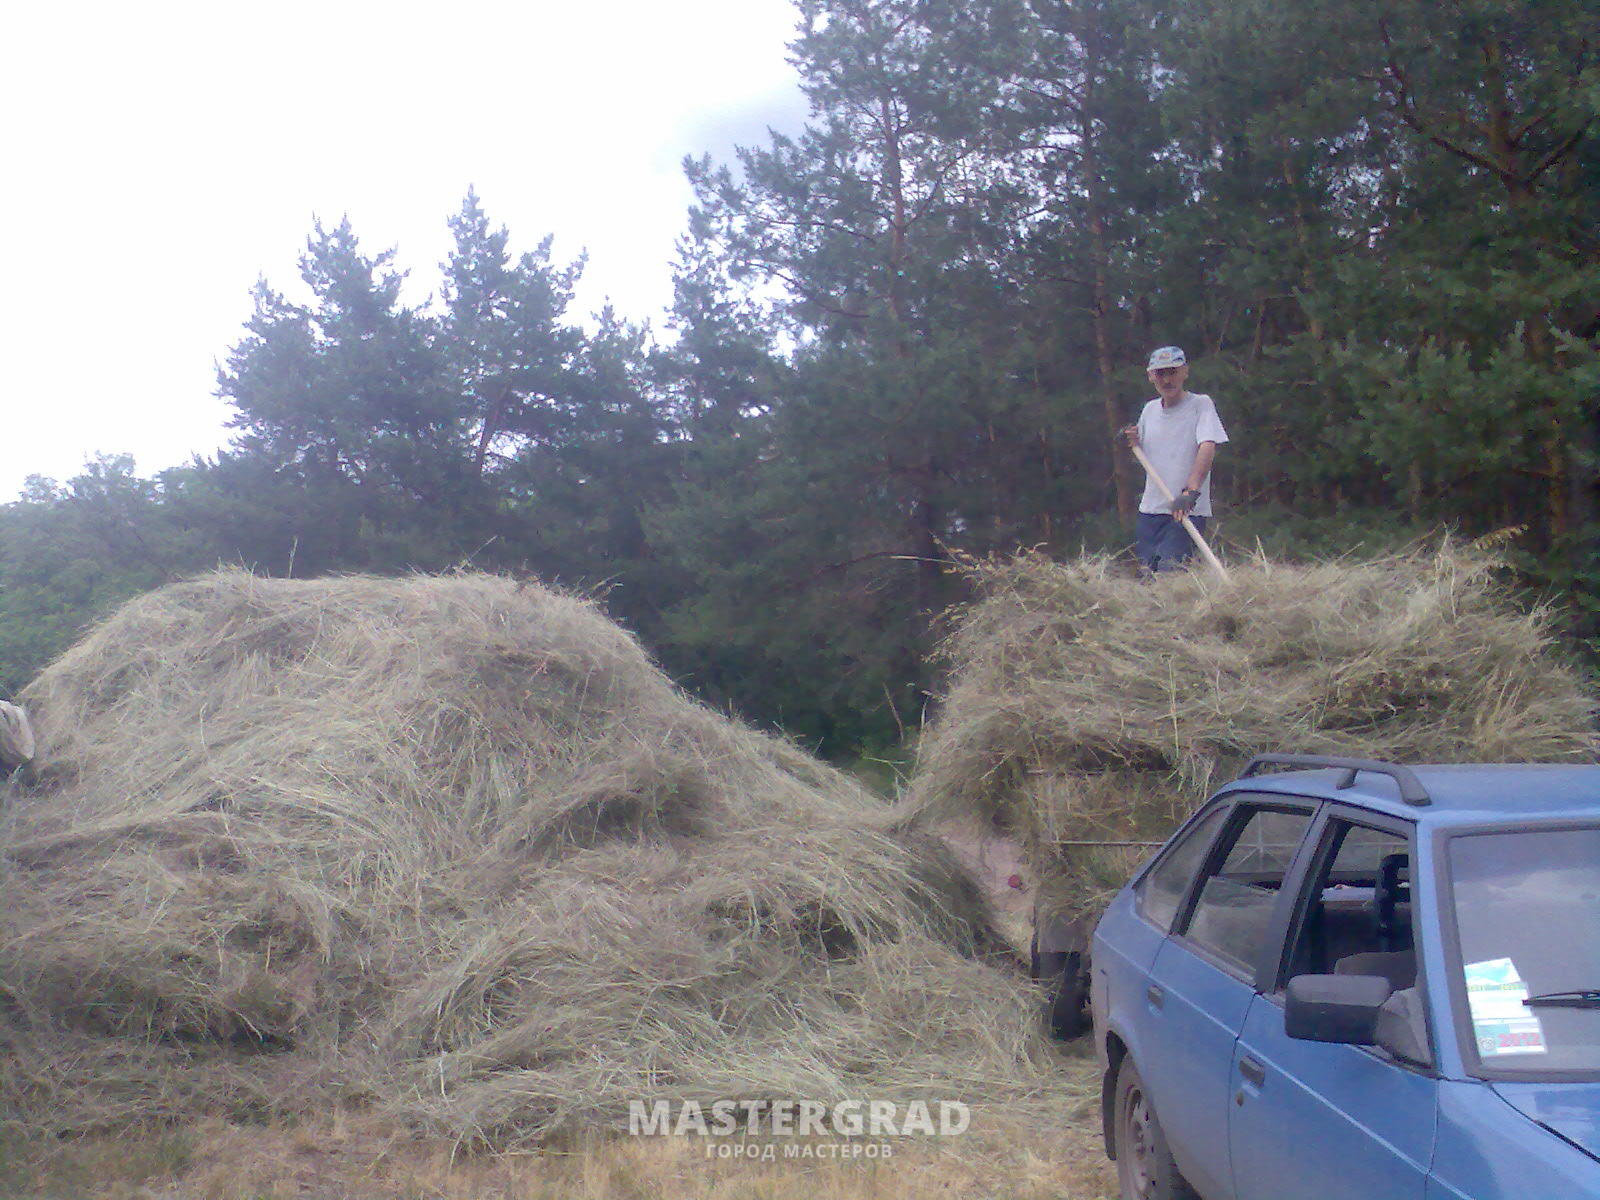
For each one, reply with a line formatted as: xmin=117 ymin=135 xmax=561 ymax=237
xmin=1228 ymin=809 xmax=1436 ymax=1200
xmin=1138 ymin=798 xmax=1318 ymax=1200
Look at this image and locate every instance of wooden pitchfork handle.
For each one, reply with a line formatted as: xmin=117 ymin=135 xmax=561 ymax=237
xmin=1129 ymin=443 xmax=1228 ymax=581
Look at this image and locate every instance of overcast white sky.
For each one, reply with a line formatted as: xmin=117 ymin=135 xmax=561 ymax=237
xmin=2 ymin=0 xmax=807 ymax=500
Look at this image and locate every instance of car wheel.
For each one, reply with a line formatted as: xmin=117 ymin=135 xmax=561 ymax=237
xmin=1113 ymin=1060 xmax=1199 ymax=1200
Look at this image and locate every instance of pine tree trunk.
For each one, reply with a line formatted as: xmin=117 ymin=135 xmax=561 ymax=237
xmin=1079 ymin=25 xmax=1135 ymax=525
xmin=1089 ymin=213 xmax=1135 ymax=525
xmin=1483 ymin=37 xmax=1570 ymax=541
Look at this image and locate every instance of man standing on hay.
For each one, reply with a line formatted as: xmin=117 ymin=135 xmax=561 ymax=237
xmin=1122 ymin=345 xmax=1228 ymax=573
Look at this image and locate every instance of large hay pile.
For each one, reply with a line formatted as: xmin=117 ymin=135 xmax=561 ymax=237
xmin=0 ymin=570 xmax=1052 ymax=1145
xmin=909 ymin=545 xmax=1597 ymax=923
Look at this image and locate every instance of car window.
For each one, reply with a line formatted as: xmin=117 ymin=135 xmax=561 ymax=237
xmin=1291 ymin=821 xmax=1415 ymax=971
xmin=1281 ymin=817 xmax=1430 ymax=1063
xmin=1136 ymin=804 xmax=1228 ymax=932
xmin=1327 ymin=825 xmax=1407 ymax=882
xmin=1182 ymin=807 xmax=1314 ymax=978
xmin=1450 ymin=826 xmax=1600 ymax=1075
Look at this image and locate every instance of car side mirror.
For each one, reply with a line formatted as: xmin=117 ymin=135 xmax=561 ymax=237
xmin=1375 ymin=987 xmax=1434 ymax=1067
xmin=1285 ymin=974 xmax=1393 ymax=1044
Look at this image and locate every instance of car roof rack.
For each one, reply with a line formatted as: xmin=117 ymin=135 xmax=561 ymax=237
xmin=1239 ymin=753 xmax=1432 ymax=807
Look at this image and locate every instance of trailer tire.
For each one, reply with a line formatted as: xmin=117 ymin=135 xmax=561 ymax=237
xmin=1047 ymin=951 xmax=1091 ymax=1039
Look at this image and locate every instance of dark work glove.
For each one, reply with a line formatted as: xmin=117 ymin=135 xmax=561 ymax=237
xmin=1170 ymin=489 xmax=1200 ymax=516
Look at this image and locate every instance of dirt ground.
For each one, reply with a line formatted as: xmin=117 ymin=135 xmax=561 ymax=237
xmin=0 ymin=1052 xmax=1114 ymax=1200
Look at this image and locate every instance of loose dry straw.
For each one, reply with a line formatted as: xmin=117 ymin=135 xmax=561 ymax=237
xmin=907 ymin=542 xmax=1598 ymax=925
xmin=0 ymin=569 xmax=1066 ymax=1147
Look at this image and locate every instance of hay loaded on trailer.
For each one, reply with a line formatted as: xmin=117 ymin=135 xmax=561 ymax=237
xmin=909 ymin=545 xmax=1598 ymax=1039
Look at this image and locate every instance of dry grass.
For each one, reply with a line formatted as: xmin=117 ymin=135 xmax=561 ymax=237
xmin=0 ymin=1056 xmax=1113 ymax=1199
xmin=908 ymin=544 xmax=1597 ymax=923
xmin=0 ymin=570 xmax=1060 ymax=1149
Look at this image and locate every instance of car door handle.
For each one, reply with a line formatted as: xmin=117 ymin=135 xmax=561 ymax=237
xmin=1239 ymin=1055 xmax=1266 ymax=1088
xmin=1146 ymin=984 xmax=1164 ymax=1009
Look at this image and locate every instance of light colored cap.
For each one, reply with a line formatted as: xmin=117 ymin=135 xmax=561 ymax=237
xmin=1147 ymin=345 xmax=1187 ymax=370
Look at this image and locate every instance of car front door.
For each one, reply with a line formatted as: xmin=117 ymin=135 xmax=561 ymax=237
xmin=1229 ymin=811 xmax=1436 ymax=1200
xmin=1139 ymin=799 xmax=1317 ymax=1200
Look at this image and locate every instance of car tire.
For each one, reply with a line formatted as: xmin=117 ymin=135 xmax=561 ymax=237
xmin=1113 ymin=1059 xmax=1200 ymax=1200
xmin=1047 ymin=952 xmax=1091 ymax=1040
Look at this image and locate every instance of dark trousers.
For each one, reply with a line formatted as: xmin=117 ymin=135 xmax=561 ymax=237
xmin=1136 ymin=512 xmax=1207 ymax=573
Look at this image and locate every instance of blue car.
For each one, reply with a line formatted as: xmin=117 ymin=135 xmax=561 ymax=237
xmin=1090 ymin=754 xmax=1600 ymax=1200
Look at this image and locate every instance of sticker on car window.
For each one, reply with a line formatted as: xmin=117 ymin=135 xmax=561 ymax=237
xmin=1465 ymin=958 xmax=1546 ymax=1057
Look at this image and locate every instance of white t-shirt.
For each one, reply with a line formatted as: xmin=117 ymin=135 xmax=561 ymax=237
xmin=1136 ymin=392 xmax=1229 ymax=516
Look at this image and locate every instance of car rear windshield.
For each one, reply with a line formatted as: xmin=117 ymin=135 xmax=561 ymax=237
xmin=1450 ymin=826 xmax=1600 ymax=1076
